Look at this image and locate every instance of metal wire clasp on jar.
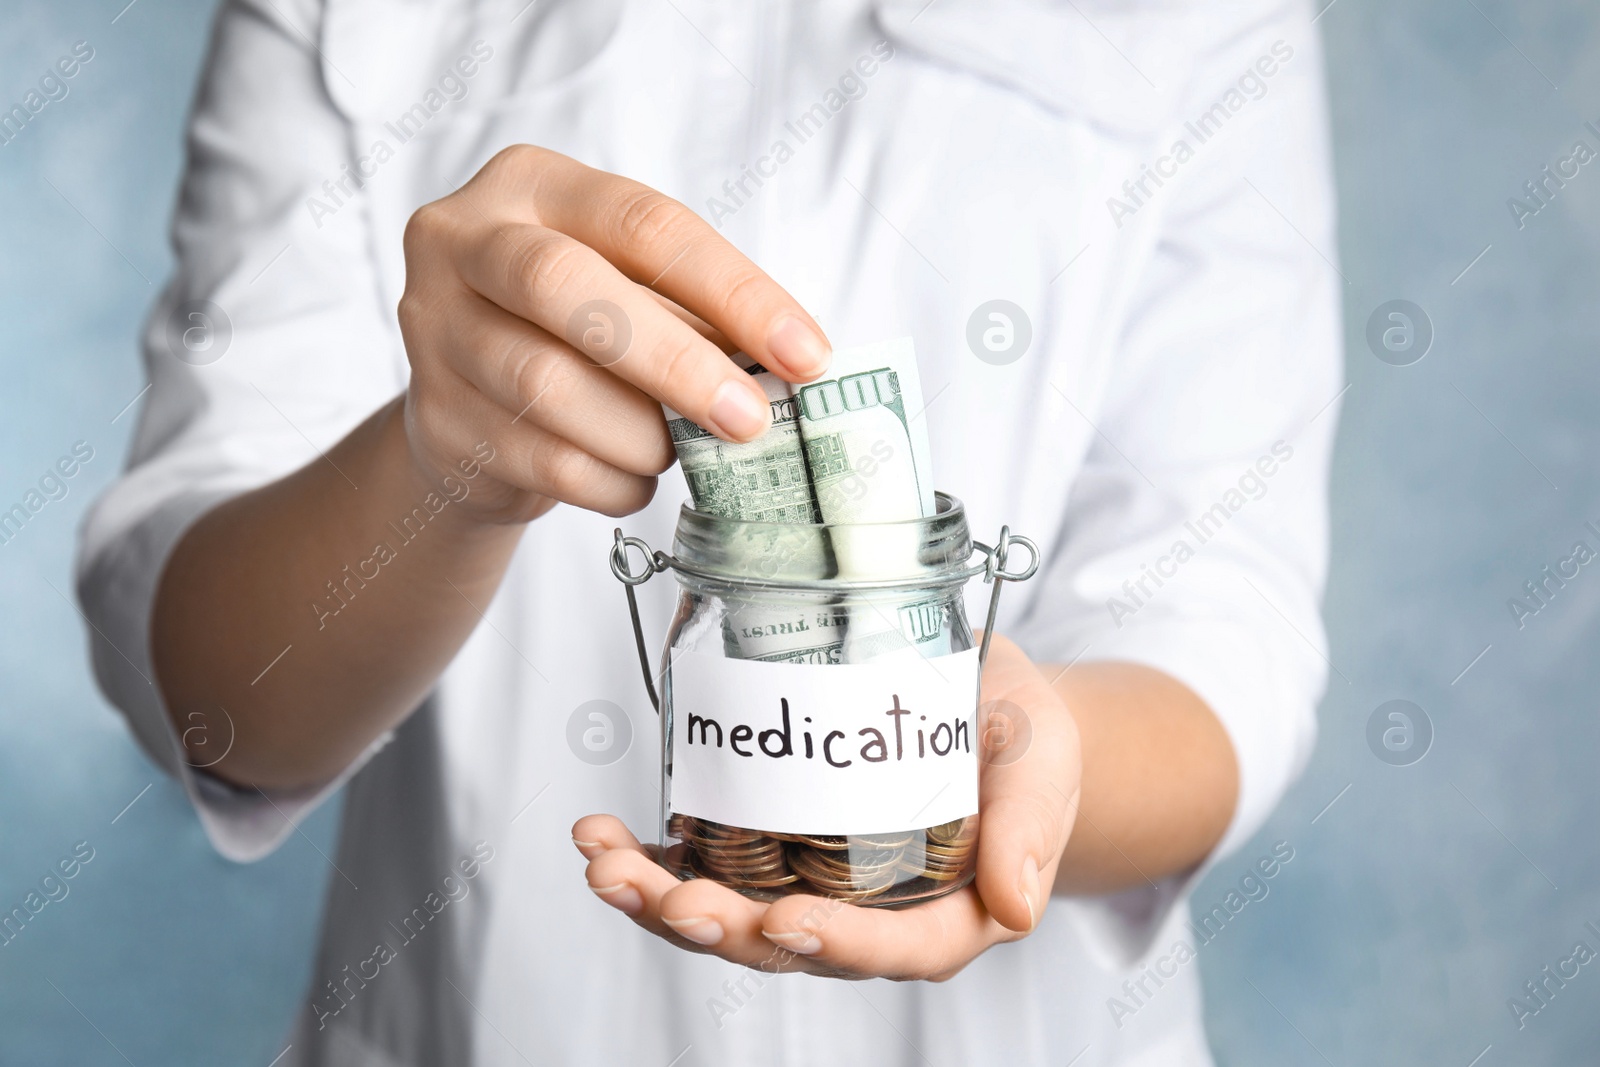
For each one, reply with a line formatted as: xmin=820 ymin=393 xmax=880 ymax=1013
xmin=610 ymin=492 xmax=1037 ymax=908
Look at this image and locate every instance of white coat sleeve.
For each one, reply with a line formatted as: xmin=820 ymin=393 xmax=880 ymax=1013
xmin=74 ymin=0 xmax=404 ymax=861
xmin=1017 ymin=15 xmax=1342 ymax=963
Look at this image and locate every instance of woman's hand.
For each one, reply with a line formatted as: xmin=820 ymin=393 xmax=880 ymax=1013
xmin=158 ymin=148 xmax=830 ymax=788
xmin=396 ymin=144 xmax=831 ymax=524
xmin=573 ymin=635 xmax=1081 ymax=981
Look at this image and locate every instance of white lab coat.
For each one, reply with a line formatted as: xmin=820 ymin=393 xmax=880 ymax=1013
xmin=76 ymin=0 xmax=1340 ymax=1063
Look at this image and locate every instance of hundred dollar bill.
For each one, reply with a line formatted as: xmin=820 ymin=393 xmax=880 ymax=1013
xmin=662 ymin=338 xmax=947 ymax=663
xmin=791 ymin=337 xmax=935 ymax=527
xmin=790 ymin=338 xmax=948 ymax=662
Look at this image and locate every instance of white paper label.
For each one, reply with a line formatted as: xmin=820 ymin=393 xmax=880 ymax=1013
xmin=668 ymin=646 xmax=980 ymax=835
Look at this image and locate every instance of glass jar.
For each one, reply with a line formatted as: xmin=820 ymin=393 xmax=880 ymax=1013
xmin=610 ymin=492 xmax=1036 ymax=908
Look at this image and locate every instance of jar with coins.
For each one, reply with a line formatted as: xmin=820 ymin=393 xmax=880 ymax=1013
xmin=610 ymin=492 xmax=1037 ymax=907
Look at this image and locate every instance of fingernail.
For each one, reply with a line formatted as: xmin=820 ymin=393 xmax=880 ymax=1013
xmin=708 ymin=379 xmax=770 ymax=441
xmin=762 ymin=929 xmax=822 ymax=956
xmin=591 ymin=882 xmax=644 ymax=916
xmin=663 ymin=916 xmax=725 ymax=946
xmin=572 ymin=837 xmax=601 ymax=850
xmin=766 ymin=316 xmax=830 ymax=379
xmin=1019 ymin=855 xmax=1041 ymax=931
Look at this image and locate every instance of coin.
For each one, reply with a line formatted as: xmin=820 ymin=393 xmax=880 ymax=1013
xmin=669 ymin=815 xmax=977 ymax=904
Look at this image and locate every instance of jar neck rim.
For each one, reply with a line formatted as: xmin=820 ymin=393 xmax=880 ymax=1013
xmin=670 ymin=491 xmax=975 ymax=587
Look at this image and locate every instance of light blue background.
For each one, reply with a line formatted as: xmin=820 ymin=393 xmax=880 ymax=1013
xmin=3 ymin=2 xmax=1598 ymax=1064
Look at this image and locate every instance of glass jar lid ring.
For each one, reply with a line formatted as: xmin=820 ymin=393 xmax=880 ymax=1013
xmin=609 ymin=533 xmax=1038 ymax=594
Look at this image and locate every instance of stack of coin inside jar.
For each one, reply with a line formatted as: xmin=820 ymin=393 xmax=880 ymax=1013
xmin=668 ymin=814 xmax=978 ymax=905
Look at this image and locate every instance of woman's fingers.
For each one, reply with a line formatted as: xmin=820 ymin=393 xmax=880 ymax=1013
xmin=451 ymin=218 xmax=774 ymax=444
xmin=496 ymin=145 xmax=830 ymax=382
xmin=412 ymin=372 xmax=657 ymax=518
xmin=761 ymin=888 xmax=1006 ymax=982
xmin=654 ymin=876 xmax=798 ymax=968
xmin=577 ymin=820 xmax=820 ymax=971
xmin=439 ymin=293 xmax=673 ymax=478
xmin=583 ymin=844 xmax=692 ymax=940
xmin=972 ymin=635 xmax=1082 ymax=933
xmin=570 ymin=814 xmax=649 ymax=860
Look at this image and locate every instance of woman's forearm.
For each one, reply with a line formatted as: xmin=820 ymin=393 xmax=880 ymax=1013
xmin=1048 ymin=662 xmax=1240 ymax=895
xmin=152 ymin=396 xmax=526 ymax=790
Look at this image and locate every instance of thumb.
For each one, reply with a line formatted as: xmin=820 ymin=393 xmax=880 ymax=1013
xmin=971 ymin=637 xmax=1080 ymax=933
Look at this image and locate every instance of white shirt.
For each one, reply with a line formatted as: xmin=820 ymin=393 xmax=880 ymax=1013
xmin=75 ymin=0 xmax=1340 ymax=1064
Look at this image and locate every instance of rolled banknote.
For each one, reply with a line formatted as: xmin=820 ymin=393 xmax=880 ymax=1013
xmin=662 ymin=337 xmax=947 ymax=663
xmin=791 ymin=337 xmax=935 ymax=525
xmin=790 ymin=338 xmax=946 ymax=662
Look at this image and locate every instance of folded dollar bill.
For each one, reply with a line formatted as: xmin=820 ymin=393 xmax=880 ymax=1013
xmin=662 ymin=337 xmax=950 ymax=663
xmin=663 ymin=337 xmax=933 ymax=523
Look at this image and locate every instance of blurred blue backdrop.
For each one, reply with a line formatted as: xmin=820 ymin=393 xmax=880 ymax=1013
xmin=2 ymin=2 xmax=1598 ymax=1064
